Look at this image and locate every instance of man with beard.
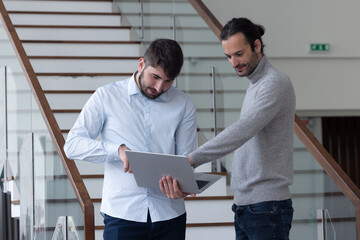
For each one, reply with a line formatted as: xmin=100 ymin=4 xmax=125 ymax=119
xmin=64 ymin=39 xmax=197 ymax=239
xmin=160 ymin=18 xmax=296 ymax=240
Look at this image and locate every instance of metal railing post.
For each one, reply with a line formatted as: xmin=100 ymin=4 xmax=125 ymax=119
xmin=171 ymin=0 xmax=176 ymax=40
xmin=2 ymin=66 xmax=9 ymax=193
xmin=52 ymin=216 xmax=81 ymax=240
xmin=211 ymin=67 xmax=221 ymax=172
xmin=211 ymin=67 xmax=217 ymax=136
xmin=139 ymin=0 xmax=144 ymax=39
xmin=317 ymin=209 xmax=326 ymax=240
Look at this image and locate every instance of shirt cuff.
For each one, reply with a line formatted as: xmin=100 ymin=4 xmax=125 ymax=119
xmin=189 ymin=152 xmax=200 ymax=168
xmin=104 ymin=142 xmax=120 ymax=161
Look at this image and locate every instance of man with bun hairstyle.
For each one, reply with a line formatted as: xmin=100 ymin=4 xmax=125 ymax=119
xmin=160 ymin=18 xmax=296 ymax=240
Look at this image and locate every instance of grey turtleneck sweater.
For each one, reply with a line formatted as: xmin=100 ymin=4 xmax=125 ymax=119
xmin=189 ymin=56 xmax=296 ymax=205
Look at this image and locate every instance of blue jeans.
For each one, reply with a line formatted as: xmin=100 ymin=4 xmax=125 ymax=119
xmin=232 ymin=199 xmax=293 ymax=240
xmin=102 ymin=212 xmax=186 ymax=240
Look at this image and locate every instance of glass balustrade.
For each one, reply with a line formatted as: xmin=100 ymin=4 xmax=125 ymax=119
xmin=1 ymin=12 xmax=85 ymax=240
xmin=291 ymin=117 xmax=355 ymax=239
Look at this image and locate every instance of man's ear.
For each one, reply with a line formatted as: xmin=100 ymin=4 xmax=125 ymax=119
xmin=138 ymin=58 xmax=145 ymax=73
xmin=254 ymin=39 xmax=262 ymax=54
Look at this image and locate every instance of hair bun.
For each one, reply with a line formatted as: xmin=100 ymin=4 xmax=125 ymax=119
xmin=256 ymin=24 xmax=265 ymax=36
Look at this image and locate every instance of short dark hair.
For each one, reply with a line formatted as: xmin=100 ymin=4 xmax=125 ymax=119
xmin=220 ymin=18 xmax=265 ymax=54
xmin=143 ymin=39 xmax=184 ymax=80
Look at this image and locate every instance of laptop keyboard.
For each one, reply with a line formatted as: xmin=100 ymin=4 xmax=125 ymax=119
xmin=196 ymin=180 xmax=209 ymax=189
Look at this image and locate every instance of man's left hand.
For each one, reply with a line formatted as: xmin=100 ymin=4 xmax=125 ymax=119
xmin=159 ymin=176 xmax=196 ymax=199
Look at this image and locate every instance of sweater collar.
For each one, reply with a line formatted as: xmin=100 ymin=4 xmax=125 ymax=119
xmin=247 ymin=55 xmax=269 ymax=84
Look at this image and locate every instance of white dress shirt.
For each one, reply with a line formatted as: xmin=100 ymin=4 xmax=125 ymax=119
xmin=64 ymin=74 xmax=197 ymax=222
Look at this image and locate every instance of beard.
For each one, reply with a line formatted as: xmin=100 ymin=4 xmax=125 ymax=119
xmin=138 ymin=71 xmax=164 ymax=99
xmin=234 ymin=51 xmax=261 ymax=77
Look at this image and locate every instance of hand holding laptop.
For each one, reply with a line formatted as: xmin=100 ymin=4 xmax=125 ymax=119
xmin=118 ymin=144 xmax=132 ymax=173
xmin=160 ymin=176 xmax=196 ymax=199
xmin=160 ymin=156 xmax=196 ymax=199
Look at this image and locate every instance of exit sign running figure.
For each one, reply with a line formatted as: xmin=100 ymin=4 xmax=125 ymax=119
xmin=310 ymin=43 xmax=330 ymax=52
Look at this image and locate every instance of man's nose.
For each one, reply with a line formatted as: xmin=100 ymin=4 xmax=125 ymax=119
xmin=229 ymin=58 xmax=237 ymax=68
xmin=154 ymin=81 xmax=164 ymax=92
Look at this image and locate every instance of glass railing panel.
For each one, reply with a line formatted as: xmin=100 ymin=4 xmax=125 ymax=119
xmin=290 ymin=117 xmax=356 ymax=240
xmin=1 ymin=11 xmax=85 ymax=239
xmin=0 ymin=19 xmax=31 ymax=190
xmin=19 ymin=132 xmax=35 ymax=239
xmin=31 ymin=92 xmax=84 ymax=239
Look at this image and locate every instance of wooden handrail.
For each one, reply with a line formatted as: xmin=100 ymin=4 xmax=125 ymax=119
xmin=0 ymin=1 xmax=95 ymax=239
xmin=187 ymin=0 xmax=222 ymax=41
xmin=188 ymin=0 xmax=360 ymax=238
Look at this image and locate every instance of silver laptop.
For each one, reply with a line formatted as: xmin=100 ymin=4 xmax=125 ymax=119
xmin=126 ymin=150 xmax=221 ymax=194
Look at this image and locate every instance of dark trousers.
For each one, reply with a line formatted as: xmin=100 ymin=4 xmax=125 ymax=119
xmin=232 ymin=199 xmax=294 ymax=240
xmin=103 ymin=212 xmax=186 ymax=240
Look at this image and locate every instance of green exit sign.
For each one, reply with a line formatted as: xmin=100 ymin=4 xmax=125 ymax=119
xmin=310 ymin=43 xmax=330 ymax=52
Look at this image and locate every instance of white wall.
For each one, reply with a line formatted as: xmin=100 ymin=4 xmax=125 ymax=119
xmin=203 ymin=0 xmax=360 ymax=114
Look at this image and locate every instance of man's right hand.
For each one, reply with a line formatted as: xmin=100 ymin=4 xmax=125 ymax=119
xmin=187 ymin=156 xmax=195 ymax=167
xmin=118 ymin=144 xmax=132 ymax=173
xmin=159 ymin=176 xmax=196 ymax=199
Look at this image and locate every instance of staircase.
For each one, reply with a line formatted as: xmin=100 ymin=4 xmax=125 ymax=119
xmin=2 ymin=0 xmax=359 ymax=239
xmin=3 ymin=0 xmax=232 ymax=239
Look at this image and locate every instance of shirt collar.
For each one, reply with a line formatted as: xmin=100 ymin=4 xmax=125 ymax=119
xmin=127 ymin=72 xmax=168 ymax=102
xmin=128 ymin=73 xmax=139 ymax=96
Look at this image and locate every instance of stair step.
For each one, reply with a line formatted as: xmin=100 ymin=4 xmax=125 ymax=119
xmin=138 ymin=28 xmax=219 ymax=43
xmin=15 ymin=25 xmax=131 ymax=29
xmin=8 ymin=11 xmax=121 ymax=15
xmin=22 ymin=41 xmax=142 ymax=56
xmin=22 ymin=39 xmax=136 ymax=44
xmin=9 ymin=12 xmax=123 ymax=26
xmin=38 ymin=75 xmax=130 ymax=90
xmin=37 ymin=73 xmax=133 ymax=76
xmin=15 ymin=27 xmax=135 ymax=41
xmin=75 ymin=160 xmax=105 ymax=175
xmin=115 ymin=1 xmax=195 ymax=15
xmin=4 ymin=0 xmax=115 ymax=13
xmin=30 ymin=58 xmax=138 ymax=73
xmin=29 ymin=56 xmax=140 ymax=59
xmin=122 ymin=13 xmax=207 ymax=28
